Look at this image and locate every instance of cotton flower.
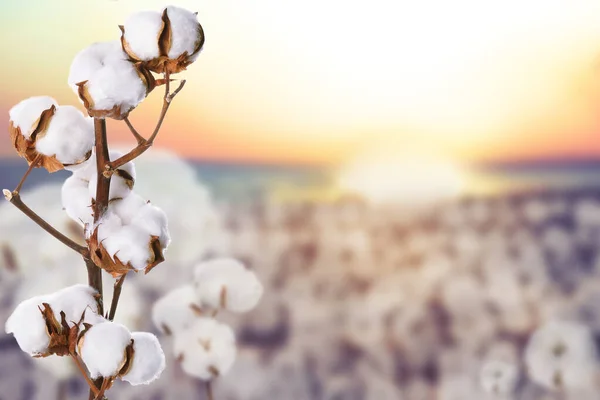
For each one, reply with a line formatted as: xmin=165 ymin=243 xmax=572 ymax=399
xmin=479 ymin=360 xmax=519 ymax=396
xmin=69 ymin=41 xmax=154 ymax=119
xmin=524 ymin=320 xmax=598 ymax=391
xmin=152 ymin=285 xmax=200 ymax=335
xmin=174 ymin=318 xmax=237 ymax=380
xmin=120 ymin=332 xmax=165 ymax=385
xmin=121 ymin=6 xmax=205 ymax=74
xmin=193 ymin=258 xmax=263 ymax=313
xmin=9 ymin=97 xmax=94 ymax=172
xmin=78 ymin=321 xmax=133 ymax=379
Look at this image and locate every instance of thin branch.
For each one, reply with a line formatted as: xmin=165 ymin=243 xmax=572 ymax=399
xmin=123 ymin=117 xmax=146 ymax=144
xmin=106 ymin=78 xmax=187 ymax=171
xmin=2 ymin=190 xmax=89 ymax=256
xmin=71 ymin=354 xmax=100 ymax=397
xmin=206 ymin=381 xmax=214 ymax=400
xmin=107 ymin=273 xmax=127 ymax=321
xmin=15 ymin=154 xmax=41 ymax=193
xmin=93 ymin=378 xmax=111 ymax=400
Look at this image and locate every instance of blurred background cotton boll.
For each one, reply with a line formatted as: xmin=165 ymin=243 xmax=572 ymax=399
xmin=6 ymin=0 xmax=600 ymax=399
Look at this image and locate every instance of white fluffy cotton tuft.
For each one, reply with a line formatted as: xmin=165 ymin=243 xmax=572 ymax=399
xmin=165 ymin=6 xmax=202 ymax=59
xmin=122 ymin=11 xmax=163 ymax=60
xmin=8 ymin=96 xmax=58 ymax=139
xmin=152 ymin=285 xmax=200 ymax=335
xmin=5 ymin=284 xmax=99 ymax=356
xmin=62 ymin=174 xmax=94 ymax=226
xmin=121 ymin=332 xmax=165 ymax=385
xmin=68 ymin=41 xmax=148 ymax=117
xmin=79 ymin=321 xmax=132 ymax=379
xmin=174 ymin=318 xmax=237 ymax=380
xmin=35 ymin=106 xmax=94 ymax=165
xmin=193 ymin=258 xmax=263 ymax=313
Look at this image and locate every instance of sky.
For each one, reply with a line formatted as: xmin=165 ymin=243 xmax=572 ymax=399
xmin=2 ymin=0 xmax=600 ymax=166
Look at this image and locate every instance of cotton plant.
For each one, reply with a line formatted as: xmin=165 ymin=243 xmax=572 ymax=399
xmin=152 ymin=258 xmax=263 ymax=398
xmin=3 ymin=5 xmax=205 ymax=399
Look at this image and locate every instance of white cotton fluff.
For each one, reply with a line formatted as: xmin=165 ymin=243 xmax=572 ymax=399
xmin=152 ymin=285 xmax=200 ymax=335
xmin=121 ymin=332 xmax=165 ymax=385
xmin=68 ymin=41 xmax=147 ymax=114
xmin=62 ymin=175 xmax=94 ymax=226
xmin=165 ymin=6 xmax=201 ymax=59
xmin=35 ymin=106 xmax=94 ymax=165
xmin=479 ymin=360 xmax=519 ymax=396
xmin=8 ymin=96 xmax=58 ymax=139
xmin=174 ymin=318 xmax=237 ymax=380
xmin=525 ymin=320 xmax=598 ymax=391
xmin=95 ymin=199 xmax=169 ymax=271
xmin=111 ymin=193 xmax=147 ymax=225
xmin=5 ymin=295 xmax=53 ymax=355
xmin=5 ymin=284 xmax=98 ymax=356
xmin=79 ymin=321 xmax=132 ymax=379
xmin=123 ymin=11 xmax=163 ymax=60
xmin=88 ymin=151 xmax=136 ymax=201
xmin=193 ymin=258 xmax=263 ymax=313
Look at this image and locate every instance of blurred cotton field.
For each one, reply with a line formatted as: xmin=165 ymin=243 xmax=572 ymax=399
xmin=2 ymin=150 xmax=600 ymax=400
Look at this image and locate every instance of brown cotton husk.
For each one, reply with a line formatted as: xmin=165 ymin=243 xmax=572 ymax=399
xmin=9 ymin=105 xmax=65 ymax=173
xmin=120 ymin=9 xmax=205 ymax=74
xmin=144 ymin=235 xmax=165 ymax=274
xmin=117 ymin=340 xmax=136 ymax=378
xmin=38 ymin=303 xmax=87 ymax=358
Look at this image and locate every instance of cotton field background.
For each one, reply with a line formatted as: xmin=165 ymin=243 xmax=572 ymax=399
xmin=1 ymin=150 xmax=600 ymax=400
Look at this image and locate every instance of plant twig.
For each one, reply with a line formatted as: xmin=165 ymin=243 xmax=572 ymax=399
xmin=123 ymin=116 xmax=146 ymax=144
xmin=93 ymin=378 xmax=111 ymax=400
xmin=108 ymin=273 xmax=127 ymax=321
xmin=206 ymin=381 xmax=214 ymax=400
xmin=106 ymin=76 xmax=186 ymax=171
xmin=71 ymin=354 xmax=100 ymax=397
xmin=14 ymin=154 xmax=41 ymax=193
xmin=2 ymin=190 xmax=89 ymax=256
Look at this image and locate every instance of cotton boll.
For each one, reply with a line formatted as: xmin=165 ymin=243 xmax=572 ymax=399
xmin=35 ymin=106 xmax=94 ymax=166
xmin=194 ymin=258 xmax=263 ymax=313
xmin=121 ymin=7 xmax=204 ymax=74
xmin=122 ymin=11 xmax=163 ymax=60
xmin=79 ymin=321 xmax=132 ymax=379
xmin=479 ymin=360 xmax=519 ymax=396
xmin=121 ymin=332 xmax=165 ymax=385
xmin=8 ymin=96 xmax=58 ymax=139
xmin=69 ymin=41 xmax=150 ymax=119
xmin=165 ymin=6 xmax=202 ymax=59
xmin=525 ymin=320 xmax=598 ymax=391
xmin=62 ymin=175 xmax=93 ymax=226
xmin=152 ymin=285 xmax=200 ymax=335
xmin=174 ymin=318 xmax=237 ymax=380
xmin=5 ymin=295 xmax=52 ymax=355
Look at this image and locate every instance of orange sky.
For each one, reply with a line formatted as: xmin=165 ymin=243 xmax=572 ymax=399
xmin=2 ymin=0 xmax=600 ymax=165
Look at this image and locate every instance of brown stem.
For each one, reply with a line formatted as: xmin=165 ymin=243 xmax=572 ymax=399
xmin=70 ymin=354 xmax=100 ymax=397
xmin=15 ymin=154 xmax=41 ymax=193
xmin=107 ymin=273 xmax=126 ymax=321
xmin=107 ymin=78 xmax=186 ymax=171
xmin=123 ymin=117 xmax=146 ymax=144
xmin=93 ymin=378 xmax=110 ymax=400
xmin=88 ymin=117 xmax=111 ymax=399
xmin=2 ymin=190 xmax=89 ymax=256
xmin=206 ymin=381 xmax=214 ymax=400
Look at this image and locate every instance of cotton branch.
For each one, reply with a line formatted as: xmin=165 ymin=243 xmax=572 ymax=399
xmin=106 ymin=75 xmax=186 ymax=172
xmin=2 ymin=189 xmax=89 ymax=257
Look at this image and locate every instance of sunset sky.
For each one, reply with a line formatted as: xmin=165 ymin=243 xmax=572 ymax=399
xmin=2 ymin=0 xmax=600 ymax=166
